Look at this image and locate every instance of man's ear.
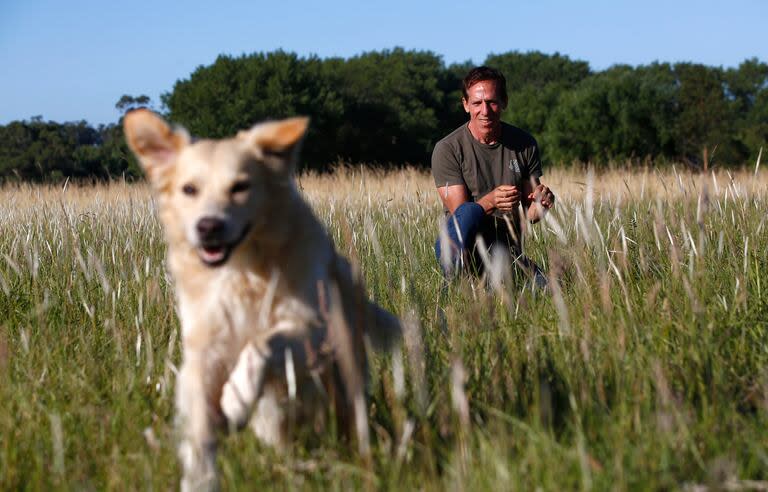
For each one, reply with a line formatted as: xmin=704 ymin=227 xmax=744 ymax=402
xmin=237 ymin=117 xmax=309 ymax=173
xmin=123 ymin=109 xmax=189 ymax=187
xmin=462 ymin=97 xmax=470 ymax=114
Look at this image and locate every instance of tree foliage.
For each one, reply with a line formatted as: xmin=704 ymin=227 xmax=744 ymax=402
xmin=1 ymin=50 xmax=766 ymax=181
xmin=115 ymin=94 xmax=152 ymax=115
xmin=0 ymin=118 xmax=139 ymax=181
xmin=163 ymin=48 xmax=447 ymax=168
xmin=546 ymin=64 xmax=678 ymax=163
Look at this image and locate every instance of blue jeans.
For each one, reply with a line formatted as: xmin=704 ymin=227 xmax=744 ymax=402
xmin=435 ymin=202 xmax=546 ymax=285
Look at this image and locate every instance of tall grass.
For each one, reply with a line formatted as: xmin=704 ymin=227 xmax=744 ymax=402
xmin=1 ymin=166 xmax=767 ymax=490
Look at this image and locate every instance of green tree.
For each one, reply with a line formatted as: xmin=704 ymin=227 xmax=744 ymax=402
xmin=2 ymin=50 xmax=765 ymax=180
xmin=163 ymin=48 xmax=447 ymax=169
xmin=741 ymin=90 xmax=768 ymax=161
xmin=724 ymin=58 xmax=768 ymax=160
xmin=332 ymin=48 xmax=446 ymax=165
xmin=115 ymin=94 xmax=152 ymax=115
xmin=672 ymin=63 xmax=736 ymax=165
xmin=163 ymin=51 xmax=345 ymax=170
xmin=545 ymin=64 xmax=677 ymax=164
xmin=0 ymin=118 xmax=138 ymax=182
xmin=97 ymin=122 xmax=142 ymax=179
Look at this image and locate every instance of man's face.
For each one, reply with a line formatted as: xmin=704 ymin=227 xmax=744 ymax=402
xmin=462 ymin=80 xmax=505 ymax=131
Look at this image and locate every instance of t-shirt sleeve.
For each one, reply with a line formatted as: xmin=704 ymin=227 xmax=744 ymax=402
xmin=526 ymin=138 xmax=543 ymax=179
xmin=431 ymin=140 xmax=465 ymax=188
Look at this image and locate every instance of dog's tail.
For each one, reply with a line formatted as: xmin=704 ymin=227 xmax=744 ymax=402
xmin=365 ymin=302 xmax=403 ymax=352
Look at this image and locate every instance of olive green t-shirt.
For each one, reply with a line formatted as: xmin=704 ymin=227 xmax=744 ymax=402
xmin=431 ymin=122 xmax=543 ymax=220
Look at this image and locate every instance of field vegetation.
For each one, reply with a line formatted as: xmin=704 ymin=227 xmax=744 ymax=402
xmin=1 ymin=165 xmax=767 ymax=490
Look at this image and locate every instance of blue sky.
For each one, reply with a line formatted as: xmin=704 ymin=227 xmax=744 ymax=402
xmin=1 ymin=0 xmax=766 ymax=126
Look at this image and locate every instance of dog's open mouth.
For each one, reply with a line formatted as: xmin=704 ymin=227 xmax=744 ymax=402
xmin=199 ymin=244 xmax=231 ymax=266
xmin=197 ymin=224 xmax=251 ymax=267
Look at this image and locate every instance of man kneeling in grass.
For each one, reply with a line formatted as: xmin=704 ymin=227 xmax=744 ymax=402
xmin=432 ymin=66 xmax=555 ymax=286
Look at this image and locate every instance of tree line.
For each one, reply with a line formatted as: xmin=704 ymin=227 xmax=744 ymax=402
xmin=1 ymin=49 xmax=766 ymax=181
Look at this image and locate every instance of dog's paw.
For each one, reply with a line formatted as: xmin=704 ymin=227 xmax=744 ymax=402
xmin=220 ymin=343 xmax=266 ymax=431
xmin=221 ymin=381 xmax=250 ymax=431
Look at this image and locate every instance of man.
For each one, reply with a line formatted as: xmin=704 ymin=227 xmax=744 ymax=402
xmin=432 ymin=66 xmax=555 ymax=283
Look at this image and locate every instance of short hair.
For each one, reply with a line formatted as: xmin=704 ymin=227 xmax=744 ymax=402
xmin=462 ymin=66 xmax=508 ymax=106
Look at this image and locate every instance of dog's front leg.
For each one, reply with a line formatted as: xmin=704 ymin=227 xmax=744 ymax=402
xmin=177 ymin=351 xmax=221 ymax=492
xmin=220 ymin=343 xmax=267 ymax=431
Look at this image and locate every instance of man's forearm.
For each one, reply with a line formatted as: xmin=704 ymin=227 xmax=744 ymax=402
xmin=476 ymin=194 xmax=496 ymax=214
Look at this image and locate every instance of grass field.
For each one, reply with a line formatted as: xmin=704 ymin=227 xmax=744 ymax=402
xmin=1 ymin=165 xmax=767 ymax=491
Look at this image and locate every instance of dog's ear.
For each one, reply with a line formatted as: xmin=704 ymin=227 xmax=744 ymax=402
xmin=238 ymin=117 xmax=309 ymax=173
xmin=123 ymin=109 xmax=189 ymax=187
xmin=241 ymin=117 xmax=309 ymax=152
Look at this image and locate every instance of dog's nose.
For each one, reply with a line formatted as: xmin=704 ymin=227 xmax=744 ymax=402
xmin=196 ymin=217 xmax=225 ymax=239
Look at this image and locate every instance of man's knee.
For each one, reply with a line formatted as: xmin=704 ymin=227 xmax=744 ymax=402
xmin=436 ymin=202 xmax=486 ymax=274
xmin=446 ymin=202 xmax=484 ymax=246
xmin=452 ymin=202 xmax=484 ymax=224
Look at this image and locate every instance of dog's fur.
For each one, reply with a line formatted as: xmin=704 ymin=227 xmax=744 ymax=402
xmin=124 ymin=110 xmax=401 ymax=491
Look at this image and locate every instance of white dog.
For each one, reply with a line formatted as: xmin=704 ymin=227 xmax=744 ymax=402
xmin=124 ymin=110 xmax=401 ymax=491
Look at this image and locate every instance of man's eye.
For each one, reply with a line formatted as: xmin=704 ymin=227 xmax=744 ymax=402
xmin=231 ymin=181 xmax=250 ymax=194
xmin=182 ymin=184 xmax=198 ymax=196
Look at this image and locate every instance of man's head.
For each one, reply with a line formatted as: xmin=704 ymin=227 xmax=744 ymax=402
xmin=461 ymin=67 xmax=508 ymax=134
xmin=462 ymin=66 xmax=508 ymax=106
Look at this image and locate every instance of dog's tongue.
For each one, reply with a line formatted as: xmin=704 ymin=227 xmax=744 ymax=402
xmin=201 ymin=246 xmax=226 ymax=263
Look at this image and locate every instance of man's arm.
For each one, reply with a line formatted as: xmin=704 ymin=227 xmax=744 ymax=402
xmin=521 ymin=177 xmax=555 ymax=223
xmin=432 ymin=138 xmax=520 ymax=216
xmin=437 ymin=184 xmax=470 ymax=215
xmin=432 ymin=140 xmax=471 ymax=215
xmin=437 ymin=184 xmax=521 ymax=215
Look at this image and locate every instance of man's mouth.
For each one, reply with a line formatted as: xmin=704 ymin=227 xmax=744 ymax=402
xmin=197 ymin=224 xmax=251 ymax=267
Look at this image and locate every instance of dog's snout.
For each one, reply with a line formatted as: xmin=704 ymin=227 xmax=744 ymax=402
xmin=197 ymin=217 xmax=225 ymax=239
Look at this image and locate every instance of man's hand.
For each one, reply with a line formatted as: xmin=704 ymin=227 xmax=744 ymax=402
xmin=525 ymin=183 xmax=555 ymax=223
xmin=478 ymin=185 xmax=520 ymax=214
xmin=528 ymin=184 xmax=555 ymax=209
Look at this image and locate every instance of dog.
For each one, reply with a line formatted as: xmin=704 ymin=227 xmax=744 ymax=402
xmin=124 ymin=109 xmax=402 ymax=491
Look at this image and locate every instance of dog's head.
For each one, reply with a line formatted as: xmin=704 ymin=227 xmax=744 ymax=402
xmin=124 ymin=109 xmax=308 ymax=267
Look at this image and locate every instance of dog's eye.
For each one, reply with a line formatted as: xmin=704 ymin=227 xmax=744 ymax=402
xmin=230 ymin=181 xmax=250 ymax=194
xmin=182 ymin=184 xmax=198 ymax=196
